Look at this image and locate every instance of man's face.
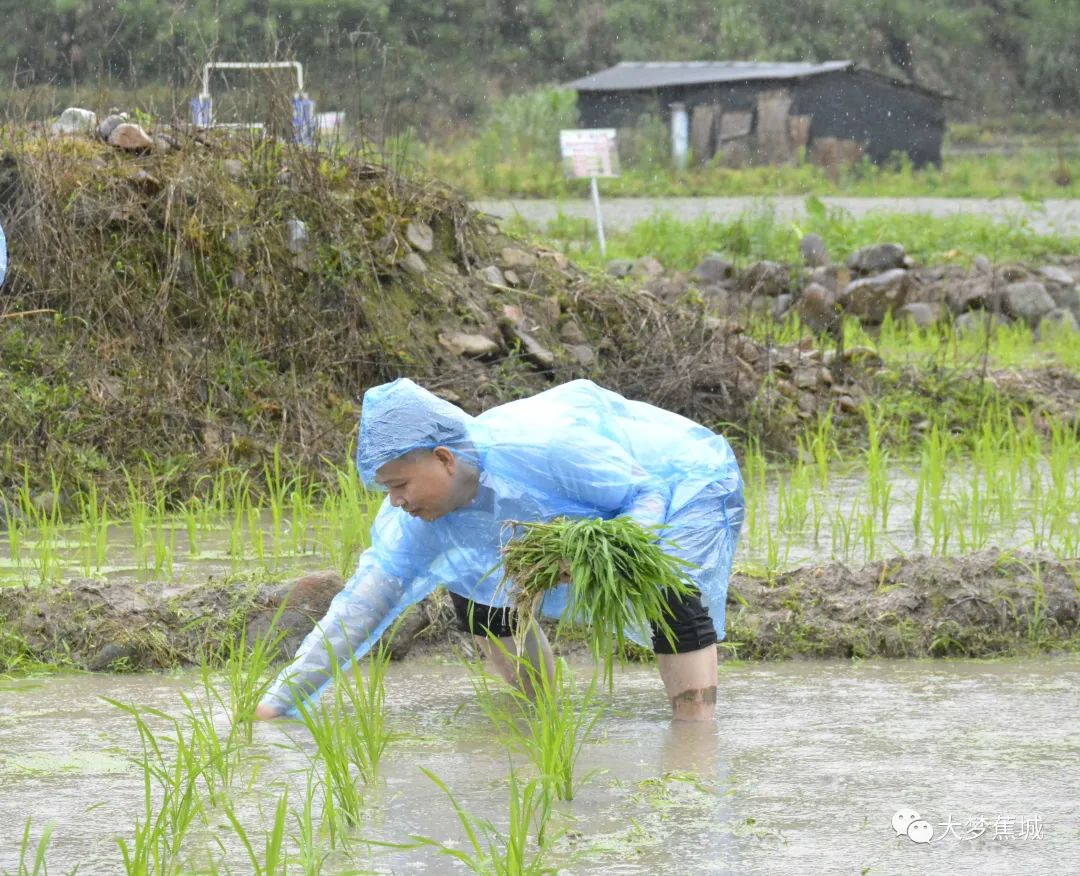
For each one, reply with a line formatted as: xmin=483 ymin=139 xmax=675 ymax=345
xmin=375 ymin=448 xmax=458 ymax=522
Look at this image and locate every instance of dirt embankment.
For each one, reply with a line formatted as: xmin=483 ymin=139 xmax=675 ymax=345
xmin=0 ymin=130 xmax=761 ymax=504
xmin=2 ymin=551 xmax=1075 ymax=672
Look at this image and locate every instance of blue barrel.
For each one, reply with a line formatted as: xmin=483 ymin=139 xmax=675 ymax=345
xmin=191 ymin=95 xmax=213 ymax=128
xmin=292 ymin=94 xmax=315 ymax=145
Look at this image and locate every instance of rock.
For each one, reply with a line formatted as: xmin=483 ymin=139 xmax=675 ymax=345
xmin=645 ymin=273 xmax=689 ymax=302
xmin=997 ymin=264 xmax=1029 ymax=283
xmin=836 ymin=394 xmax=860 ymax=413
xmin=222 ymin=159 xmax=245 ymax=179
xmin=896 ymin=302 xmax=941 ymax=328
xmin=478 ymin=265 xmax=505 ymax=287
xmin=797 ymin=283 xmax=840 ymax=334
xmin=401 ymin=252 xmax=428 ymax=276
xmin=538 ymin=250 xmax=570 ymax=270
xmin=945 ymin=276 xmax=997 ymax=314
xmin=793 ymin=366 xmax=822 ymax=390
xmin=52 ymin=107 xmax=97 ymax=134
xmin=1037 ymin=308 xmax=1079 ymax=336
xmin=740 ymin=261 xmax=790 ymax=297
xmin=566 ymin=343 xmax=595 ymax=366
xmin=251 ymin=571 xmax=344 ymax=659
xmin=520 ymin=332 xmax=555 ymax=368
xmin=503 ymin=270 xmax=521 ymax=286
xmin=972 ymin=255 xmax=993 ymax=274
xmin=128 ymin=169 xmax=162 ymax=193
xmin=152 ymin=134 xmax=178 ymax=154
xmin=605 ymin=259 xmax=635 ymax=278
xmin=87 ymin=642 xmax=139 ymax=672
xmin=841 ymin=269 xmax=909 ymax=324
xmin=809 ymin=264 xmax=849 ymax=295
xmin=690 ymin=255 xmax=734 ymax=284
xmin=500 ymin=246 xmax=537 ymax=269
xmin=107 ymin=123 xmax=153 ymax=151
xmin=700 ymin=284 xmax=730 ymax=312
xmin=846 ymin=242 xmax=906 ymax=274
xmin=559 ymin=320 xmax=588 ymax=344
xmin=405 ymin=220 xmax=434 ymax=253
xmin=632 ymin=256 xmax=665 ymax=278
xmin=539 ymin=296 xmax=561 ymax=325
xmin=285 ymin=218 xmax=309 ymax=254
xmin=1001 ymin=281 xmax=1055 ymax=327
xmin=96 ymin=113 xmax=128 ymax=142
xmin=1038 ymin=265 xmax=1075 ymax=287
xmin=772 ymin=293 xmax=794 ymax=320
xmin=799 ymin=233 xmax=829 ymax=267
xmin=439 ymin=332 xmax=499 ymax=358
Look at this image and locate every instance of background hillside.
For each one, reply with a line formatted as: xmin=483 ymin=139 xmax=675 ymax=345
xmin=1 ymin=0 xmax=1077 ymax=130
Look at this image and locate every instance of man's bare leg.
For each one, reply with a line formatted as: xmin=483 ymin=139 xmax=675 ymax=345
xmin=476 ymin=621 xmax=555 ymax=700
xmin=656 ymin=645 xmax=718 ymax=721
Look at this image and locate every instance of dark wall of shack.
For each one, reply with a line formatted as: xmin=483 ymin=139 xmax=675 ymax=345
xmin=576 ymin=70 xmax=945 ymax=167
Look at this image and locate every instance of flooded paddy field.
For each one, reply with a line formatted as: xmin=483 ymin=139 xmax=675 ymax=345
xmin=1 ymin=657 xmax=1077 ymax=875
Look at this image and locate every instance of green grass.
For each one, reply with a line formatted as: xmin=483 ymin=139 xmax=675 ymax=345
xmin=510 ymin=200 xmax=1080 ymax=272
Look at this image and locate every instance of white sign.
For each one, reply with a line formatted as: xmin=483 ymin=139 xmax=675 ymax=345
xmin=560 ymin=129 xmax=620 ymax=179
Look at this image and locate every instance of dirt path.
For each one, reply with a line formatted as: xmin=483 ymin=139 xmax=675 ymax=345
xmin=473 ymin=196 xmax=1080 ymax=236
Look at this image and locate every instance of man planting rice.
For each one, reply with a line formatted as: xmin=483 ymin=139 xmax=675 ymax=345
xmin=255 ymin=378 xmax=743 ymax=722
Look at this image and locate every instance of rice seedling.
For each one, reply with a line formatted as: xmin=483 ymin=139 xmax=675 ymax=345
xmin=292 ymin=692 xmax=367 ymax=835
xmin=218 ymin=791 xmax=290 ymax=876
xmin=107 ymin=700 xmax=205 ymax=874
xmin=499 ymin=516 xmax=698 ymax=687
xmin=10 ymin=818 xmax=54 ymax=876
xmin=863 ymin=403 xmax=892 ymax=530
xmin=469 ymin=646 xmax=604 ymax=803
xmin=221 ymin=614 xmax=289 ymax=745
xmin=408 ymin=767 xmax=556 ymax=876
xmin=291 ymin=772 xmax=331 ymax=875
xmin=332 ymin=644 xmax=393 ymax=785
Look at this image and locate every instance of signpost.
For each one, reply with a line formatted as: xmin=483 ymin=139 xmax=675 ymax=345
xmin=559 ymin=129 xmax=619 ymax=257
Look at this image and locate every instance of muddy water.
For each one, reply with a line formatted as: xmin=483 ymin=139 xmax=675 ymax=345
xmin=1 ymin=657 xmax=1076 ymax=874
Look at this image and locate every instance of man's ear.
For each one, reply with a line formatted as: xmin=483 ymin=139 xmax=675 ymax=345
xmin=432 ymin=445 xmax=456 ymax=472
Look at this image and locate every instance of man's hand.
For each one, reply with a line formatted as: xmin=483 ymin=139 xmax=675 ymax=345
xmin=253 ymin=702 xmax=284 ymax=721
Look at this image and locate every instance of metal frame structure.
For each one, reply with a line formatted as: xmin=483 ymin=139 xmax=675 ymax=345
xmin=191 ymin=61 xmax=314 ymax=144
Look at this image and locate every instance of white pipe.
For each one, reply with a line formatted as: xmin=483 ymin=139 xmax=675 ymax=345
xmin=201 ymin=61 xmax=304 ymax=96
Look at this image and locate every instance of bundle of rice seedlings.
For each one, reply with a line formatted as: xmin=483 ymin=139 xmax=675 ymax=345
xmin=499 ymin=516 xmax=697 ymax=684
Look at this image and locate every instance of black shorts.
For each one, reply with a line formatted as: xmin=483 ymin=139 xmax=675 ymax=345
xmin=450 ymin=587 xmax=717 ymax=655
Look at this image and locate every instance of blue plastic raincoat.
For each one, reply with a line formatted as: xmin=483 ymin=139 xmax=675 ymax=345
xmin=262 ymin=378 xmax=744 ymax=714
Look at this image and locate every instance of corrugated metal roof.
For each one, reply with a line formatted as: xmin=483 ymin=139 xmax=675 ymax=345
xmin=565 ymin=60 xmax=854 ymax=91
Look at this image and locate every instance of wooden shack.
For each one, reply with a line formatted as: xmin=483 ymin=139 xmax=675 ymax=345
xmin=565 ymin=61 xmax=947 ymax=168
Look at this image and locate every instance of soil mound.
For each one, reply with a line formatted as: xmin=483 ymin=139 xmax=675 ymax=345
xmin=0 ymin=130 xmax=757 ymax=502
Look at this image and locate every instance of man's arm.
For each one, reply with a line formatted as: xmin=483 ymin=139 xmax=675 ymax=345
xmin=257 ymin=498 xmax=439 ymax=718
xmin=257 ymin=562 xmax=407 ymax=717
